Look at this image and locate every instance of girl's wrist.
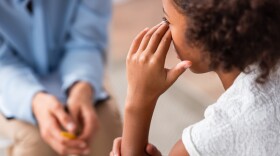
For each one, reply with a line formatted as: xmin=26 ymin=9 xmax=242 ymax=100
xmin=125 ymin=96 xmax=158 ymax=113
xmin=126 ymin=91 xmax=159 ymax=104
xmin=123 ymin=97 xmax=157 ymax=156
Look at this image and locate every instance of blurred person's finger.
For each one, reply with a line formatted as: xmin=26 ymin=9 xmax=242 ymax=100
xmin=78 ymin=106 xmax=99 ymax=143
xmin=49 ymin=134 xmax=89 ymax=156
xmin=48 ymin=116 xmax=87 ymax=149
xmin=52 ymin=103 xmax=76 ymax=133
xmin=41 ymin=117 xmax=87 ymax=155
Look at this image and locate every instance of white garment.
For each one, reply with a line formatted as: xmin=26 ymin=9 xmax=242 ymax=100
xmin=182 ymin=66 xmax=280 ymax=156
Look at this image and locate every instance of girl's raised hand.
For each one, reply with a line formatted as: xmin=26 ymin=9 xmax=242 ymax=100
xmin=126 ymin=22 xmax=192 ymax=105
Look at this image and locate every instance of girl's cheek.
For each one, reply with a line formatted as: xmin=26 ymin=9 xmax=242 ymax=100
xmin=172 ymin=43 xmax=183 ymax=60
xmin=170 ymin=29 xmax=177 ymax=43
xmin=169 ymin=26 xmax=174 ymax=35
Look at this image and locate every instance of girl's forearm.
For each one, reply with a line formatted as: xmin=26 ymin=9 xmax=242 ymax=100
xmin=121 ymin=98 xmax=157 ymax=156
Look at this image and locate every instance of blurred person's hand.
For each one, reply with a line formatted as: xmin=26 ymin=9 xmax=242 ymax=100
xmin=110 ymin=137 xmax=162 ymax=156
xmin=32 ymin=92 xmax=89 ymax=155
xmin=67 ymin=81 xmax=99 ymax=153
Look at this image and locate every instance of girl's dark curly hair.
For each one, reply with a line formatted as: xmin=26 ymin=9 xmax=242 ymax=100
xmin=173 ymin=0 xmax=280 ymax=83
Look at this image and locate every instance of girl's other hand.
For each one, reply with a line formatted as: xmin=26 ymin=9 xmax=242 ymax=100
xmin=126 ymin=22 xmax=192 ymax=105
xmin=110 ymin=137 xmax=162 ymax=156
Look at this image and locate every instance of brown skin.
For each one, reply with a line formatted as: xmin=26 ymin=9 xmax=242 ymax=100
xmin=112 ymin=0 xmax=241 ymax=155
xmin=165 ymin=1 xmax=210 ymax=74
xmin=164 ymin=0 xmax=240 ymax=89
xmin=32 ymin=81 xmax=98 ymax=155
xmin=163 ymin=0 xmax=240 ymax=90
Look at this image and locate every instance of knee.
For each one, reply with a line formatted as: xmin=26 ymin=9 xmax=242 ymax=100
xmin=9 ymin=122 xmax=57 ymax=156
xmin=15 ymin=123 xmax=45 ymax=147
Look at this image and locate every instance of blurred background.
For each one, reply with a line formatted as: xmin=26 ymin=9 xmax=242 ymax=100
xmin=108 ymin=0 xmax=224 ymax=155
xmin=0 ymin=0 xmax=224 ymax=155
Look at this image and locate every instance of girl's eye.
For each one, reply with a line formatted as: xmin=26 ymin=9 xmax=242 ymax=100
xmin=162 ymin=17 xmax=170 ymax=24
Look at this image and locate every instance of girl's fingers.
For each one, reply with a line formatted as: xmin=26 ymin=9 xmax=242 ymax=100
xmin=145 ymin=23 xmax=169 ymax=54
xmin=128 ymin=27 xmax=150 ymax=57
xmin=155 ymin=29 xmax=172 ymax=65
xmin=138 ymin=23 xmax=163 ymax=52
xmin=146 ymin=143 xmax=162 ymax=156
xmin=166 ymin=61 xmax=192 ymax=85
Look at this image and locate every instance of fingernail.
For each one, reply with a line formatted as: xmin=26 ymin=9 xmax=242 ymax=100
xmin=80 ymin=142 xmax=87 ymax=148
xmin=66 ymin=123 xmax=75 ymax=131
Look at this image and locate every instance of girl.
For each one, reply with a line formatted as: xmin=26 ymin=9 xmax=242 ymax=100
xmin=111 ymin=0 xmax=280 ymax=155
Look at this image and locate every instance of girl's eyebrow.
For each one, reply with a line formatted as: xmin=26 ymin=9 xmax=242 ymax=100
xmin=162 ymin=8 xmax=169 ymax=17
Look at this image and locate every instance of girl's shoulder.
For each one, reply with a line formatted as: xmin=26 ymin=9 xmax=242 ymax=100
xmin=204 ymin=64 xmax=280 ymax=122
xmin=182 ymin=66 xmax=280 ymax=156
xmin=217 ymin=64 xmax=280 ymax=107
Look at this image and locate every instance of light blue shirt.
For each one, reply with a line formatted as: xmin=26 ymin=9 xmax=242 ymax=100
xmin=0 ymin=0 xmax=112 ymax=124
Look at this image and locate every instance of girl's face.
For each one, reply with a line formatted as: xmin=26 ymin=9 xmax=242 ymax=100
xmin=162 ymin=0 xmax=211 ymax=73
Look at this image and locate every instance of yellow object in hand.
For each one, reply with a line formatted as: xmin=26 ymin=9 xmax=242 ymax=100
xmin=60 ymin=131 xmax=77 ymax=139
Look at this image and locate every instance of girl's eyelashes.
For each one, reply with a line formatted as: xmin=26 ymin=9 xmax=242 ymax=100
xmin=162 ymin=17 xmax=170 ymax=24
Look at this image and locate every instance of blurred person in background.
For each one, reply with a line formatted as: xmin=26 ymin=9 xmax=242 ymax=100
xmin=111 ymin=0 xmax=280 ymax=155
xmin=0 ymin=0 xmax=122 ymax=156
